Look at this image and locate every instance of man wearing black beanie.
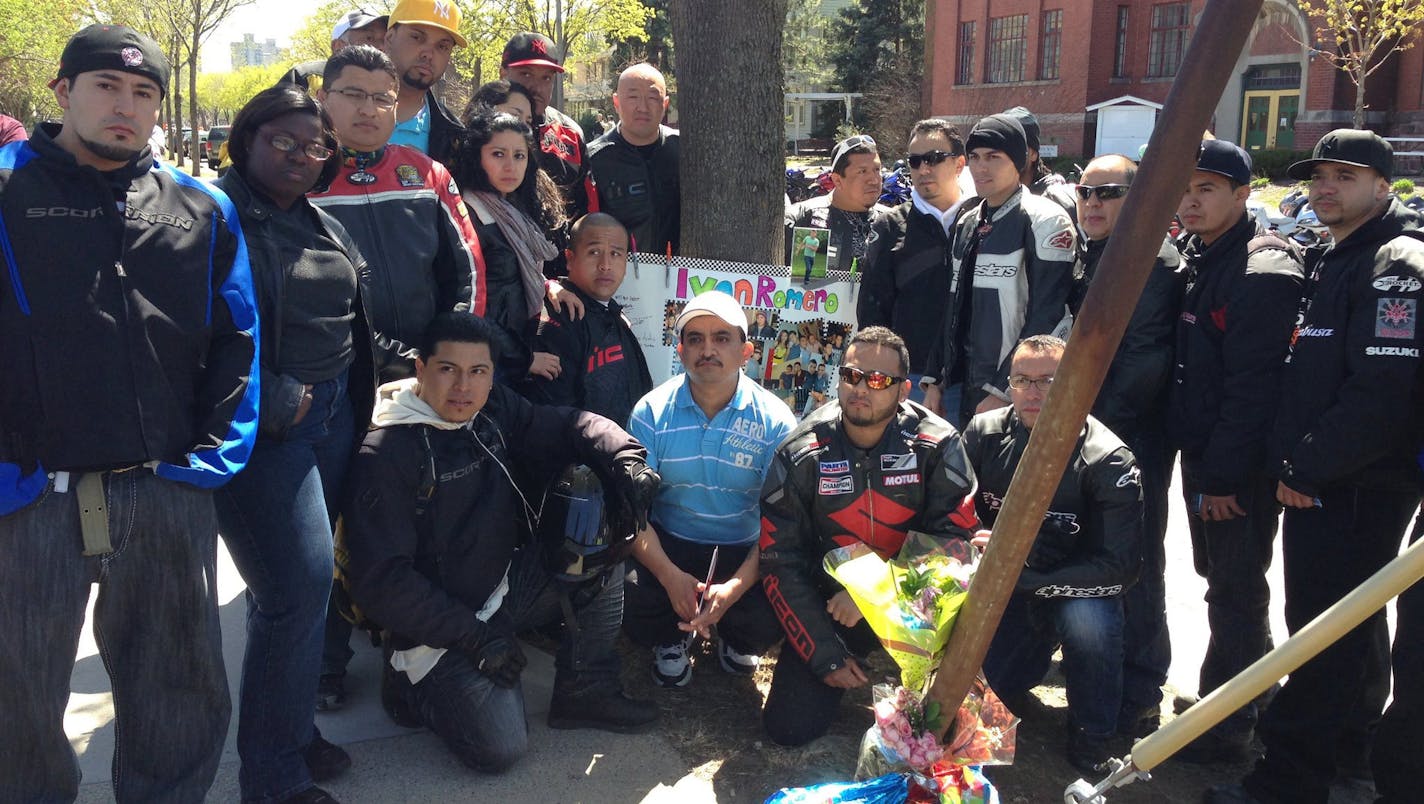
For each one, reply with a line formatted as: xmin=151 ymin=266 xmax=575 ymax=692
xmin=922 ymin=114 xmax=1076 ymax=430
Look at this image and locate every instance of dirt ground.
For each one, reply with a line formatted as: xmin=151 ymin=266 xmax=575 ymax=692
xmin=618 ymin=638 xmax=1376 ymax=804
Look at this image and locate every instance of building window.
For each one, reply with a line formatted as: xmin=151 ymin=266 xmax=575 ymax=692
xmin=1147 ymin=2 xmax=1192 ymax=78
xmin=957 ymin=21 xmax=976 ymax=85
xmin=1040 ymin=9 xmax=1063 ymax=80
xmin=1113 ymin=6 xmax=1130 ymax=78
xmin=987 ymin=14 xmax=1027 ymax=84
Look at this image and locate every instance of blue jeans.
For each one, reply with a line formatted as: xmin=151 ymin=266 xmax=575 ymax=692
xmin=984 ymin=594 xmax=1125 ymax=737
xmin=0 ymin=471 xmax=228 ymax=803
xmin=505 ymin=546 xmax=624 ymax=696
xmin=399 ymin=648 xmax=528 ymax=773
xmin=216 ymin=374 xmax=354 ymax=802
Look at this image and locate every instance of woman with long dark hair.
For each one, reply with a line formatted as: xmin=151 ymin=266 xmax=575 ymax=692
xmin=215 ymin=83 xmax=375 ymax=804
xmin=449 ymin=110 xmax=569 ymax=382
xmin=463 ymin=79 xmax=535 ymax=127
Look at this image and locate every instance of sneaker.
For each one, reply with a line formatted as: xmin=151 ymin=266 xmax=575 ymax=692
xmin=548 ymin=690 xmax=659 ymax=733
xmin=1174 ymin=731 xmax=1254 ymax=765
xmin=717 ymin=639 xmax=759 ymax=676
xmin=277 ymin=787 xmax=341 ymax=804
xmin=302 ymin=731 xmax=352 ymax=782
xmin=315 ymin=673 xmax=346 ymax=712
xmin=1065 ymin=727 xmax=1114 ymax=776
xmin=651 ymin=637 xmax=692 ymax=688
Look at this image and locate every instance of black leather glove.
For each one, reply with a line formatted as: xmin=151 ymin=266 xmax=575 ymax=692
xmin=606 ymin=457 xmax=660 ymax=538
xmin=456 ymin=615 xmax=527 ymax=688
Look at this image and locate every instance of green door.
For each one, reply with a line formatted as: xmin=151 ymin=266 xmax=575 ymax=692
xmin=1274 ymin=94 xmax=1299 ymax=149
xmin=1243 ymin=94 xmax=1271 ymax=151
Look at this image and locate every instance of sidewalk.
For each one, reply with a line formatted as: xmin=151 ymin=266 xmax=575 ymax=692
xmin=67 ymin=542 xmax=714 ymax=803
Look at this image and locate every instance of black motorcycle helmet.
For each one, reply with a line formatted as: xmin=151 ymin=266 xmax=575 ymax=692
xmin=538 ymin=464 xmax=636 ymax=582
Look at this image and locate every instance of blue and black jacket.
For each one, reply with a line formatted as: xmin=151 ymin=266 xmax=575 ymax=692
xmin=0 ymin=124 xmax=259 ymax=515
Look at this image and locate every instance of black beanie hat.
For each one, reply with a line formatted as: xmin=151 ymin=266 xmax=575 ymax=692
xmin=966 ymin=114 xmax=1028 ymax=172
xmin=54 ymin=25 xmax=170 ymax=97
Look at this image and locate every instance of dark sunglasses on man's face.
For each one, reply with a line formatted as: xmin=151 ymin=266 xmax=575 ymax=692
xmin=1074 ymin=183 xmax=1131 ymax=202
xmin=839 ymin=366 xmax=904 ymax=391
xmin=907 ymin=150 xmax=959 ymax=169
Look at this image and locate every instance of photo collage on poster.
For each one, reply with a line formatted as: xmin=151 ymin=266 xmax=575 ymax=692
xmin=659 ymin=298 xmax=851 ymax=420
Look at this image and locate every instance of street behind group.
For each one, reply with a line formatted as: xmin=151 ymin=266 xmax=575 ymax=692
xmin=0 ymin=6 xmax=1420 ymax=804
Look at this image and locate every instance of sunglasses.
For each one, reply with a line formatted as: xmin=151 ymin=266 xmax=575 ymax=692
xmin=907 ymin=150 xmax=960 ymax=169
xmin=265 ymin=133 xmax=334 ymax=161
xmin=1074 ymin=184 xmax=1131 ymax=202
xmin=840 ymin=134 xmax=876 ymax=150
xmin=839 ymin=366 xmax=904 ymax=390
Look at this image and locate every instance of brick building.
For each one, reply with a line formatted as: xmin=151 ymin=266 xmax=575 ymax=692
xmin=923 ymin=0 xmax=1424 ymax=161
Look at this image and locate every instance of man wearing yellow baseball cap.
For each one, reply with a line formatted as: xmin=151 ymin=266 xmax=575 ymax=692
xmin=384 ymin=0 xmax=465 ymax=163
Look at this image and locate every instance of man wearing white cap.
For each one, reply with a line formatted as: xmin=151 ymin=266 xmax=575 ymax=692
xmin=331 ymin=10 xmax=387 ymax=51
xmin=624 ymin=291 xmax=794 ymax=688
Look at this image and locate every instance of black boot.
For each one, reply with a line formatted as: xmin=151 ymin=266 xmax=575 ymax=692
xmin=380 ymin=664 xmax=422 ymax=729
xmin=548 ymin=689 xmax=659 ymax=734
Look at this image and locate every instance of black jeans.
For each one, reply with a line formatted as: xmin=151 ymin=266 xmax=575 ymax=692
xmin=1181 ymin=461 xmax=1279 ymax=738
xmin=762 ymin=618 xmax=882 ymax=747
xmin=1244 ymin=485 xmax=1420 ymax=804
xmin=623 ymin=531 xmax=781 ymax=655
xmin=1370 ymin=509 xmax=1424 ymax=804
xmin=1119 ymin=433 xmax=1173 ymax=719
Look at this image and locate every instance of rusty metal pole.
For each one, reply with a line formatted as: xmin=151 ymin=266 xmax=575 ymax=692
xmin=928 ymin=0 xmax=1267 ymax=734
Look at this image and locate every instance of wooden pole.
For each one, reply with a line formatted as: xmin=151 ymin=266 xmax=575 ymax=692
xmin=928 ymin=0 xmax=1267 ymax=735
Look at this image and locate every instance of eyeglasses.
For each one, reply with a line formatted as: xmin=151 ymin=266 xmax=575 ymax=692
xmin=265 ymin=133 xmax=334 ymax=161
xmin=839 ymin=366 xmax=904 ymax=390
xmin=329 ymin=86 xmax=398 ymax=111
xmin=1006 ymin=374 xmax=1056 ymax=391
xmin=1074 ymin=184 xmax=1131 ymax=202
xmin=907 ymin=150 xmax=960 ymax=169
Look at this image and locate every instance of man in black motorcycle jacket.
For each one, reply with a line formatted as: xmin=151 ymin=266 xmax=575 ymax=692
xmin=759 ymin=326 xmax=980 ymax=747
xmin=966 ymin=335 xmax=1142 ymax=775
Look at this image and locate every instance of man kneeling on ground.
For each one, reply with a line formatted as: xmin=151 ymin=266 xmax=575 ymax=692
xmin=965 ymin=335 xmax=1143 ymax=774
xmin=341 ymin=312 xmax=660 ymax=772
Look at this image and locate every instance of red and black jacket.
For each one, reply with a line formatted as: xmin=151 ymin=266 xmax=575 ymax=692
xmin=758 ymin=400 xmax=979 ymax=678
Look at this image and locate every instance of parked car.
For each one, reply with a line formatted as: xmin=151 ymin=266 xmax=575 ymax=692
xmin=205 ymin=126 xmax=230 ymax=169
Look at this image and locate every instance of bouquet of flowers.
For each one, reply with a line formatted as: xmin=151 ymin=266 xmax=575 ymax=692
xmin=823 ymin=532 xmax=975 ymax=689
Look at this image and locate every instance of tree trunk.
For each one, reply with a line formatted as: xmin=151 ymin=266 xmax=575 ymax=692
xmin=190 ymin=24 xmax=201 ymax=176
xmin=669 ymin=0 xmax=788 ymax=262
xmin=172 ymin=60 xmax=185 ymax=169
xmin=1354 ymin=67 xmax=1366 ymax=129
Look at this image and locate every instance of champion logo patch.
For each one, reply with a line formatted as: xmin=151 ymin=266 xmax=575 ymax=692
xmin=819 ymin=476 xmax=854 ymax=495
xmin=1377 ymin=297 xmax=1417 ymax=339
xmin=820 ymin=460 xmax=850 ymax=474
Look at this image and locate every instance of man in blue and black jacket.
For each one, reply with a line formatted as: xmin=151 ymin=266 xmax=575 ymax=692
xmin=0 ymin=25 xmax=258 ymax=802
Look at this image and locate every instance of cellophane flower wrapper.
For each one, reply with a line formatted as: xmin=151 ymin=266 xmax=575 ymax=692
xmin=942 ymin=674 xmax=1018 ymax=767
xmin=822 ymin=532 xmax=976 ymax=689
xmin=762 ymin=772 xmax=909 ymax=804
xmin=908 ymin=763 xmax=1000 ymax=804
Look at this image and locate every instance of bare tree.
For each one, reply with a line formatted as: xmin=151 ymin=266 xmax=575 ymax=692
xmin=1293 ymin=0 xmax=1424 ymax=128
xmin=165 ymin=0 xmax=255 ymax=175
xmin=669 ymin=0 xmax=787 ymax=262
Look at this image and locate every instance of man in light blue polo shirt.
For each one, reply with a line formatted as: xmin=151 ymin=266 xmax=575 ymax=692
xmin=626 ymin=291 xmax=796 ymax=687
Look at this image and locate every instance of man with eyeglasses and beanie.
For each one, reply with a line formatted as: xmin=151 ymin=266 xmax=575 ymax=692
xmin=382 ymin=0 xmax=465 ymax=163
xmin=965 ymin=335 xmax=1143 ymax=775
xmin=0 ymin=24 xmax=258 ymax=801
xmin=624 ymin=292 xmax=793 ymax=690
xmin=922 ymin=113 xmax=1075 ymax=427
xmin=1070 ymin=153 xmax=1184 ymax=739
xmin=759 ymin=326 xmax=981 ymax=747
xmin=309 ymin=43 xmax=484 ymax=710
xmin=1208 ymin=131 xmax=1424 ymax=804
xmin=1168 ymin=139 xmax=1303 ymax=767
xmin=858 ymin=119 xmax=971 ymax=402
xmin=785 ymin=133 xmax=891 ymax=273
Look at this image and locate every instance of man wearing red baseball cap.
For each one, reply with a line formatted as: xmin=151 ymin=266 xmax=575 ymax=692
xmin=500 ymin=31 xmax=591 ymax=225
